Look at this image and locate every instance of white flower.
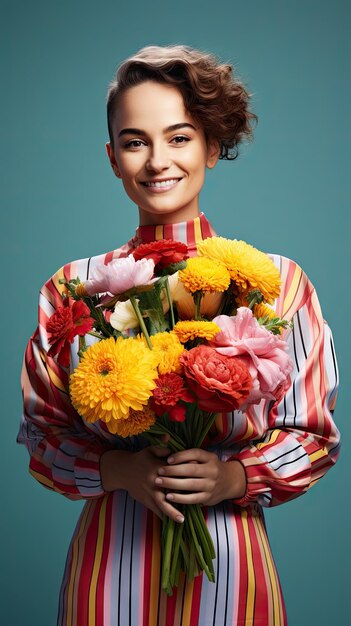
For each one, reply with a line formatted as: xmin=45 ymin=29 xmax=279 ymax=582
xmin=109 ymin=299 xmax=140 ymax=332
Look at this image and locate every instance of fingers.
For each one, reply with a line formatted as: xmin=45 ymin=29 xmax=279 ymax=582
xmin=165 ymin=491 xmax=207 ymax=505
xmin=155 ymin=476 xmax=208 ymax=492
xmin=154 ymin=488 xmax=184 ymax=523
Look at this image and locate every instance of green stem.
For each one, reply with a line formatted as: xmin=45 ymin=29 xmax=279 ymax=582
xmin=161 ymin=517 xmax=175 ymax=593
xmin=87 ymin=330 xmax=104 ymax=340
xmin=164 ymin=279 xmax=175 ymax=329
xmin=130 ymin=295 xmax=152 ymax=350
xmin=195 ymin=412 xmax=218 ymax=448
xmin=193 ymin=291 xmax=203 ymax=321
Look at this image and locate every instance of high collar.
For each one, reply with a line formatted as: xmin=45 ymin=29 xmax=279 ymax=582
xmin=131 ymin=212 xmax=217 ymax=255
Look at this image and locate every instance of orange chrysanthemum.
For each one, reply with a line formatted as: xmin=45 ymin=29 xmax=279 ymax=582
xmin=107 ymin=405 xmax=156 ymax=436
xmin=178 ymin=256 xmax=230 ymax=293
xmin=69 ymin=336 xmax=158 ymax=425
xmin=197 ymin=237 xmax=281 ymax=304
xmin=173 ymin=320 xmax=221 ymax=343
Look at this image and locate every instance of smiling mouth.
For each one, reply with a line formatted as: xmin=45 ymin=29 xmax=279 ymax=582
xmin=141 ymin=178 xmax=182 ymax=189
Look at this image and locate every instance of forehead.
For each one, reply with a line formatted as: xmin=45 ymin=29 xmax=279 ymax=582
xmin=113 ymin=81 xmax=194 ymax=131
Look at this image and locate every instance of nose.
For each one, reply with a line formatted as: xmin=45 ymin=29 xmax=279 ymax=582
xmin=145 ymin=143 xmax=171 ymax=172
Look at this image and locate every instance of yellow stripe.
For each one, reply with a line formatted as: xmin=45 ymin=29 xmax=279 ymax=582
xmin=67 ymin=503 xmax=91 ymax=626
xmin=194 ymin=216 xmax=203 ymax=243
xmin=29 ymin=468 xmax=59 ymax=491
xmin=256 ymin=429 xmax=281 ymax=450
xmin=46 ymin=362 xmax=67 ymax=392
xmin=282 ymin=265 xmax=302 ymax=318
xmin=182 ymin=576 xmax=195 ymax=625
xmin=149 ymin=516 xmax=161 ymax=624
xmin=155 ymin=225 xmax=164 ymax=240
xmin=309 ymin=447 xmax=328 ymax=463
xmin=255 ymin=514 xmax=282 ymax=625
xmin=241 ymin=510 xmax=255 ymax=624
xmin=52 ymin=267 xmax=66 ymax=297
xmin=242 ymin=417 xmax=254 ymax=441
xmin=39 ymin=348 xmax=67 ymax=392
xmin=88 ymin=497 xmax=107 ymax=626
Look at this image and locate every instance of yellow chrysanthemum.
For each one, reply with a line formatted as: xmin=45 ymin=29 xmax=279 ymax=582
xmin=197 ymin=237 xmax=281 ymax=304
xmin=106 ymin=405 xmax=156 ymax=436
xmin=178 ymin=256 xmax=230 ymax=293
xmin=253 ymin=302 xmax=277 ymax=321
xmin=147 ymin=331 xmax=184 ymax=374
xmin=173 ymin=320 xmax=221 ymax=343
xmin=253 ymin=303 xmax=282 ymax=335
xmin=69 ymin=336 xmax=158 ymax=424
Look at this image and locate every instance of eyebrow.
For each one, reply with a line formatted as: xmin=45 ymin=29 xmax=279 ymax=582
xmin=117 ymin=122 xmax=197 ymax=138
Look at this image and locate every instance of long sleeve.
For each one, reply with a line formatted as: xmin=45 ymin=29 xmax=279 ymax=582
xmin=232 ymin=260 xmax=340 ymax=507
xmin=17 ymin=263 xmax=116 ymax=500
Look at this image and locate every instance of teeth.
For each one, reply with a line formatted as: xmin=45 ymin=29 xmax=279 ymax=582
xmin=144 ymin=179 xmax=180 ymax=188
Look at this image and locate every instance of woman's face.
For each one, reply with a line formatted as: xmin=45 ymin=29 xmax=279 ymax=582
xmin=107 ymin=81 xmax=219 ymax=225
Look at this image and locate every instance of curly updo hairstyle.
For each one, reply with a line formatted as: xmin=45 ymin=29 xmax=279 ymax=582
xmin=107 ymin=45 xmax=257 ymax=160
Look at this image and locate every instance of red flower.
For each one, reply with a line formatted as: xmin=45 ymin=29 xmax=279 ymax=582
xmin=47 ymin=299 xmax=94 ymax=367
xmin=152 ymin=373 xmax=194 ymax=421
xmin=132 ymin=240 xmax=188 ymax=274
xmin=179 ymin=345 xmax=253 ymax=412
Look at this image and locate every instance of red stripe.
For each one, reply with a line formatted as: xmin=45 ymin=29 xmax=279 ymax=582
xmin=76 ymin=500 xmax=102 ymax=626
xmin=165 ymin=586 xmax=177 ymax=626
xmin=95 ymin=495 xmax=112 ymax=625
xmin=164 ymin=223 xmax=174 ymax=240
xmin=199 ymin=213 xmax=213 ymax=239
xmin=189 ymin=572 xmax=203 ymax=625
xmin=186 ymin=219 xmax=196 ymax=251
xmin=247 ymin=512 xmax=268 ymax=622
xmin=104 ymin=251 xmax=114 ymax=265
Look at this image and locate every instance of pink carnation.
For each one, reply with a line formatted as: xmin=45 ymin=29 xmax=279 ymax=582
xmin=211 ymin=307 xmax=293 ymax=407
xmin=84 ymin=255 xmax=156 ymax=296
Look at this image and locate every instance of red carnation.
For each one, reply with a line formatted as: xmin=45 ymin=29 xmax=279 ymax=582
xmin=179 ymin=345 xmax=253 ymax=412
xmin=152 ymin=372 xmax=194 ymax=421
xmin=132 ymin=240 xmax=188 ymax=274
xmin=47 ymin=299 xmax=94 ymax=367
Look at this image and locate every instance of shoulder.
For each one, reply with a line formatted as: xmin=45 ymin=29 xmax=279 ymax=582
xmin=39 ymin=240 xmax=133 ymax=310
xmin=266 ymin=252 xmax=315 ymax=321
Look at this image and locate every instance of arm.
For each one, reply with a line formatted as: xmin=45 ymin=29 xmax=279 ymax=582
xmin=232 ymin=284 xmax=340 ymax=507
xmin=17 ymin=265 xmax=116 ymax=500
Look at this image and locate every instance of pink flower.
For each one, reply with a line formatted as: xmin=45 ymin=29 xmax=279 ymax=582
xmin=211 ymin=307 xmax=293 ymax=406
xmin=84 ymin=255 xmax=156 ymax=296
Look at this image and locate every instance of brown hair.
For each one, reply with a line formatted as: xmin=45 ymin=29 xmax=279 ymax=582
xmin=107 ymin=45 xmax=257 ymax=160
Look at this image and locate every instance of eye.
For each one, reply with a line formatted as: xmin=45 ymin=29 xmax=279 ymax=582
xmin=171 ymin=135 xmax=190 ymax=145
xmin=124 ymin=139 xmax=146 ymax=149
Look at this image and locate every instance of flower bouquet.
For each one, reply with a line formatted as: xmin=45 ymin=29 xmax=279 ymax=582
xmin=46 ymin=236 xmax=292 ymax=595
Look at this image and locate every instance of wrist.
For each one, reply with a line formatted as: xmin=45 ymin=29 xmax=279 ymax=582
xmin=100 ymin=449 xmax=134 ymax=492
xmin=222 ymin=459 xmax=247 ymax=500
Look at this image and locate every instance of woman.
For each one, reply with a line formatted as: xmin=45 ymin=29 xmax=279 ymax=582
xmin=18 ymin=45 xmax=340 ymax=626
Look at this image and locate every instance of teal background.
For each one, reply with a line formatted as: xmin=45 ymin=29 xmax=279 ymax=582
xmin=2 ymin=0 xmax=350 ymax=624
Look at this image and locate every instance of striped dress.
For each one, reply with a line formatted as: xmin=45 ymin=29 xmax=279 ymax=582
xmin=18 ymin=213 xmax=340 ymax=626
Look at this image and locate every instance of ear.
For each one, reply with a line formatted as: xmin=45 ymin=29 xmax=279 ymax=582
xmin=106 ymin=142 xmax=121 ymax=178
xmin=206 ymin=139 xmax=221 ymax=169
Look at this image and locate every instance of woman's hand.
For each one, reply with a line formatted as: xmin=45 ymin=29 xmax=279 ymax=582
xmin=155 ymin=448 xmax=247 ymax=506
xmin=100 ymin=445 xmax=185 ymax=523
